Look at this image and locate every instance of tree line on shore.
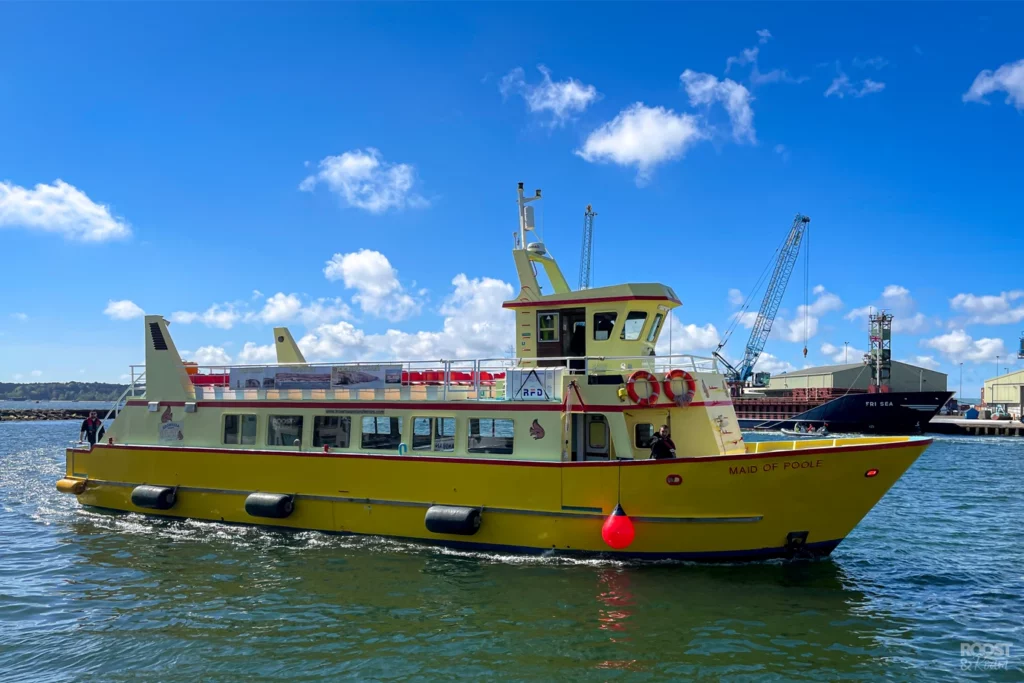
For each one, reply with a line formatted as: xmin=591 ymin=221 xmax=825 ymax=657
xmin=0 ymin=382 xmax=128 ymax=402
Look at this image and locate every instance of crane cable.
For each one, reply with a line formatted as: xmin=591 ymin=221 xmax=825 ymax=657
xmin=802 ymin=224 xmax=810 ymax=357
xmin=718 ymin=229 xmax=793 ymax=349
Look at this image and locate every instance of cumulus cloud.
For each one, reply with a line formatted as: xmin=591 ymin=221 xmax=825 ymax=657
xmin=238 ymin=341 xmax=277 ymax=364
xmin=323 ymin=249 xmax=421 ymax=321
xmin=825 ymin=60 xmax=886 ymax=99
xmin=846 ymin=284 xmax=930 ymax=334
xmin=756 ymin=29 xmax=772 ymax=44
xmin=821 ymin=341 xmax=867 ymax=364
xmin=0 ymin=179 xmax=131 ymax=241
xmin=728 ymin=288 xmax=745 ymax=306
xmin=576 ymin=103 xmax=705 ymax=184
xmin=962 ymin=59 xmax=1024 ymax=110
xmin=681 ymin=70 xmax=756 ymax=143
xmin=950 ymin=290 xmax=1024 ymax=325
xmin=499 ymin=66 xmax=599 ymax=126
xmin=655 ymin=319 xmax=720 ymax=357
xmin=170 ymin=304 xmax=241 ymax=330
xmin=732 ymin=288 xmax=842 ymax=345
xmin=297 ymin=274 xmax=514 ymax=361
xmin=188 ymin=345 xmax=232 ymax=365
xmin=923 ymin=329 xmax=1006 ymax=363
xmin=299 ymin=148 xmax=428 ymax=213
xmin=754 ymin=351 xmax=796 ymax=375
xmin=104 ymin=299 xmax=145 ymax=320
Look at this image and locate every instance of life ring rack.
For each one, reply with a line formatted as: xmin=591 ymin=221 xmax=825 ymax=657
xmin=625 ymin=370 xmax=661 ymax=407
xmin=663 ymin=369 xmax=697 ymax=406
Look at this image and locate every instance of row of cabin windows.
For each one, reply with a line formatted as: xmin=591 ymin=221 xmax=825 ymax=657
xmin=539 ymin=311 xmax=665 ymax=343
xmin=223 ymin=414 xmax=514 ymax=454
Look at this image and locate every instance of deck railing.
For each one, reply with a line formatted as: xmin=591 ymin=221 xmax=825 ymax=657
xmin=127 ymin=353 xmax=719 ymax=404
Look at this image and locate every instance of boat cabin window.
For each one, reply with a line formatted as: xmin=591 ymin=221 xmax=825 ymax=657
xmin=646 ymin=313 xmax=664 ymax=342
xmin=468 ymin=418 xmax=514 ymax=454
xmin=361 ymin=416 xmax=403 ymax=450
xmin=620 ymin=311 xmax=648 ymax=341
xmin=223 ymin=414 xmax=257 ymax=445
xmin=635 ymin=423 xmax=655 ymax=448
xmin=314 ymin=416 xmax=351 ymax=448
xmin=593 ymin=312 xmax=617 ymax=340
xmin=412 ymin=417 xmax=456 ymax=452
xmin=268 ymin=416 xmax=303 ymax=447
xmin=538 ymin=312 xmax=559 ymax=342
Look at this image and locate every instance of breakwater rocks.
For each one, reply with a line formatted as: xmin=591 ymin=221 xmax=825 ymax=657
xmin=1 ymin=408 xmax=108 ymax=422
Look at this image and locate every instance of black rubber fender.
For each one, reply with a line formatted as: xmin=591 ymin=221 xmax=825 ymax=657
xmin=245 ymin=492 xmax=295 ymax=519
xmin=131 ymin=485 xmax=176 ymax=510
xmin=424 ymin=505 xmax=482 ymax=536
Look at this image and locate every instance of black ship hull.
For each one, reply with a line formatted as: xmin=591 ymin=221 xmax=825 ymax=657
xmin=737 ymin=390 xmax=955 ymax=435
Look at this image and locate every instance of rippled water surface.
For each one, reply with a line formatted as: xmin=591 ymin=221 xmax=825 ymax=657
xmin=1 ymin=421 xmax=1022 ymax=681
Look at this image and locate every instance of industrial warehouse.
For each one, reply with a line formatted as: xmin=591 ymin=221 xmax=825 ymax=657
xmin=766 ymin=360 xmax=948 ymax=396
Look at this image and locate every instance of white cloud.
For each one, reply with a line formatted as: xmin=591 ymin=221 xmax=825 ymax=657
xmin=756 ymin=29 xmax=772 ymax=44
xmin=950 ymin=290 xmax=1024 ymax=325
xmin=251 ymin=289 xmax=263 ymax=300
xmin=852 ymin=56 xmax=888 ymax=70
xmin=825 ymin=69 xmax=886 ymax=98
xmin=30 ymin=369 xmax=42 ymax=378
xmin=681 ymin=70 xmax=756 ymax=143
xmin=821 ymin=341 xmax=867 ymax=364
xmin=754 ymin=351 xmax=796 ymax=375
xmin=892 ymin=312 xmax=928 ymax=334
xmin=728 ymin=288 xmax=744 ymax=306
xmin=904 ymin=355 xmax=941 ymax=370
xmin=774 ymin=144 xmax=791 ymax=162
xmin=733 ymin=289 xmax=842 ymax=345
xmin=962 ymin=59 xmax=1024 ymax=110
xmin=170 ymin=303 xmax=241 ymax=330
xmin=10 ymin=312 xmax=28 ymax=321
xmin=726 ymin=46 xmax=760 ymax=72
xmin=923 ymin=329 xmax=1006 ymax=363
xmin=189 ymin=346 xmax=232 ymax=365
xmin=12 ymin=373 xmax=23 ymax=381
xmin=655 ymin=319 xmax=720 ymax=357
xmin=576 ymin=103 xmax=705 ymax=184
xmin=812 ymin=284 xmax=825 ymax=295
xmin=238 ymin=342 xmax=277 ymax=364
xmin=299 ymin=148 xmax=427 ymax=214
xmin=299 ymin=274 xmax=514 ymax=361
xmin=0 ymin=179 xmax=131 ymax=242
xmin=724 ymin=31 xmax=805 ymax=86
xmin=249 ymin=292 xmax=303 ymax=324
xmin=299 ymin=297 xmax=353 ymax=326
xmin=499 ymin=66 xmax=599 ymax=126
xmin=104 ymin=299 xmax=145 ymax=320
xmin=846 ymin=285 xmax=930 ymax=334
xmin=323 ymin=249 xmax=420 ymax=321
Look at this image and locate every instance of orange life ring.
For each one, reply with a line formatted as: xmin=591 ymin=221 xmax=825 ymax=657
xmin=626 ymin=370 xmax=660 ymax=406
xmin=663 ymin=369 xmax=697 ymax=406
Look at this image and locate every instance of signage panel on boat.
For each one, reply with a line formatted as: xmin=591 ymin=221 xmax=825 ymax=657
xmin=228 ymin=364 xmax=402 ymax=390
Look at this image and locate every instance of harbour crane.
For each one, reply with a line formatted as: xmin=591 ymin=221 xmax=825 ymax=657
xmin=578 ymin=204 xmax=596 ymax=290
xmin=714 ymin=214 xmax=811 ymax=387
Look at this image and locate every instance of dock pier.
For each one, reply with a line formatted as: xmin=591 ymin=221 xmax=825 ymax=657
xmin=927 ymin=417 xmax=1024 ymax=437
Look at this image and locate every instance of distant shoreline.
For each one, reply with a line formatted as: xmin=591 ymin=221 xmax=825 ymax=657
xmin=1 ymin=408 xmax=112 ymax=422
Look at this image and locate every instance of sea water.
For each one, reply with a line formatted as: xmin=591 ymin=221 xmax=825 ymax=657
xmin=1 ymin=420 xmax=1021 ymax=681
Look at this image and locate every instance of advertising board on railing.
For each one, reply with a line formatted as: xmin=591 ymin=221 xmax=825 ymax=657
xmin=507 ymin=368 xmax=560 ymax=401
xmin=228 ymin=364 xmax=402 ymax=391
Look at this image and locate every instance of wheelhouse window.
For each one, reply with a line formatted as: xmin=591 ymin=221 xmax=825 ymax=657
xmin=268 ymin=416 xmax=303 ymax=446
xmin=593 ymin=312 xmax=617 ymax=341
xmin=412 ymin=417 xmax=456 ymax=452
xmin=313 ymin=416 xmax=350 ymax=448
xmin=646 ymin=313 xmax=664 ymax=343
xmin=468 ymin=418 xmax=514 ymax=454
xmin=223 ymin=414 xmax=257 ymax=445
xmin=538 ymin=312 xmax=559 ymax=342
xmin=361 ymin=416 xmax=403 ymax=450
xmin=634 ymin=423 xmax=655 ymax=448
xmin=620 ymin=311 xmax=648 ymax=340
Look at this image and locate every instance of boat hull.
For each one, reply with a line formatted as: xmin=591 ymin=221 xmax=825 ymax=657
xmin=63 ymin=437 xmax=930 ymax=561
xmin=737 ymin=391 xmax=954 ymax=434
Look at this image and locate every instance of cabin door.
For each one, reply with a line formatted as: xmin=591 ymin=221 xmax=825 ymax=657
xmin=570 ymin=414 xmax=610 ymax=461
xmin=537 ymin=307 xmax=586 ymax=368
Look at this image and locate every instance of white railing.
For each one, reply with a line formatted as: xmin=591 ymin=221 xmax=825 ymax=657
xmin=128 ymin=353 xmax=720 ymax=404
xmin=106 ymin=370 xmax=147 ymax=420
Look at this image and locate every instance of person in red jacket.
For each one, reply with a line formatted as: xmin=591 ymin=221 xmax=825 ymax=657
xmin=79 ymin=411 xmax=105 ymax=445
xmin=650 ymin=424 xmax=677 ymax=459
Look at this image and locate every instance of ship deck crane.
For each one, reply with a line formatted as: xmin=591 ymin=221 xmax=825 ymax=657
xmin=578 ymin=204 xmax=596 ymax=290
xmin=714 ymin=214 xmax=811 ymax=387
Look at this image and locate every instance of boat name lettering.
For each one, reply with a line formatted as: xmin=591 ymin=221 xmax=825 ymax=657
xmin=729 ymin=459 xmax=824 ymax=475
xmin=325 ymin=409 xmax=384 ymax=415
xmin=865 ymin=401 xmax=894 ymax=407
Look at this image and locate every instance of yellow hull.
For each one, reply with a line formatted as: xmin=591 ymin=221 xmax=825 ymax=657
xmin=62 ymin=436 xmax=930 ymax=561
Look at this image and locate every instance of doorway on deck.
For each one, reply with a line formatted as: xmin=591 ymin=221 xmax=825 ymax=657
xmin=537 ymin=307 xmax=586 ymax=369
xmin=570 ymin=413 xmax=610 ymax=461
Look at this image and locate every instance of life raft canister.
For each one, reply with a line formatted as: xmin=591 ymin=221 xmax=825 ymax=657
xmin=626 ymin=370 xmax=660 ymax=406
xmin=663 ymin=369 xmax=697 ymax=406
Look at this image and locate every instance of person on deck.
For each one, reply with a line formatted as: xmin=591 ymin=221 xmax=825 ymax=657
xmin=79 ymin=411 xmax=105 ymax=445
xmin=650 ymin=425 xmax=677 ymax=459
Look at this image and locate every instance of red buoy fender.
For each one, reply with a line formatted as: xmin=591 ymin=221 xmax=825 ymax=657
xmin=626 ymin=370 xmax=660 ymax=406
xmin=663 ymin=369 xmax=697 ymax=406
xmin=601 ymin=503 xmax=636 ymax=550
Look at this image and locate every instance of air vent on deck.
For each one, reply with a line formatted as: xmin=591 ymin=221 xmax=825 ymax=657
xmin=149 ymin=322 xmax=168 ymax=351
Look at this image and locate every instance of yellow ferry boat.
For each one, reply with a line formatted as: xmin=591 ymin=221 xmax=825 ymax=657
xmin=58 ymin=183 xmax=933 ymax=561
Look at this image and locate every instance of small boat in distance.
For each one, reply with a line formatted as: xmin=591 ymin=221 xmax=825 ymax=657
xmin=57 ymin=182 xmax=934 ymax=562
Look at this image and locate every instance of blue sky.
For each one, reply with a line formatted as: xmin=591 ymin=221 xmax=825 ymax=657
xmin=1 ymin=3 xmax=1022 ymax=397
